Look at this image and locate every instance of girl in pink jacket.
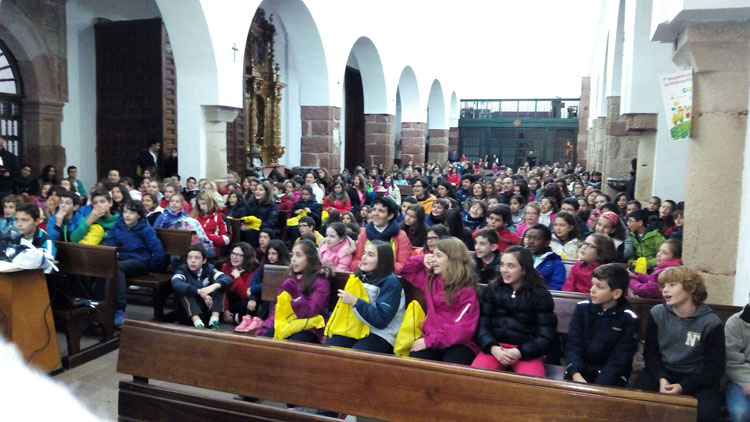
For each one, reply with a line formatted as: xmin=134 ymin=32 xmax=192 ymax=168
xmin=401 ymin=237 xmax=480 ymax=365
xmin=629 ymin=239 xmax=682 ymax=299
xmin=319 ymin=222 xmax=356 ymax=272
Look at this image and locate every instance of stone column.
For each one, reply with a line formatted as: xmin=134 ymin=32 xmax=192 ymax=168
xmin=673 ymin=21 xmax=750 ymax=304
xmin=587 ymin=116 xmax=607 ymax=172
xmin=577 ymin=77 xmax=590 ymax=167
xmin=623 ymin=113 xmax=658 ymax=203
xmin=600 ymin=97 xmax=639 ymax=198
xmin=427 ymin=129 xmax=449 ymax=164
xmin=400 ymin=122 xmax=426 ymax=165
xmin=364 ymin=114 xmax=394 ymax=168
xmin=448 ymin=127 xmax=459 ymax=154
xmin=202 ymin=105 xmax=238 ymax=179
xmin=300 ymin=106 xmax=341 ymax=172
xmin=23 ymin=100 xmax=66 ymax=172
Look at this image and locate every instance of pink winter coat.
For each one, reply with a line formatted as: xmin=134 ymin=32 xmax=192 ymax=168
xmin=629 ymin=258 xmax=683 ymax=299
xmin=319 ymin=238 xmax=356 ymax=272
xmin=400 ymin=255 xmax=480 ymax=353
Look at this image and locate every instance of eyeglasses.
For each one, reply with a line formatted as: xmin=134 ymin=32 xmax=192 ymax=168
xmin=582 ymin=242 xmax=597 ymax=249
xmin=230 ymin=252 xmax=245 ymax=258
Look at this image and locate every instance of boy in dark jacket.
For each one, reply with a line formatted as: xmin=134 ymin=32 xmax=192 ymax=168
xmin=107 ymin=200 xmax=166 ymax=326
xmin=171 ymin=244 xmax=233 ymax=330
xmin=631 ymin=266 xmax=724 ymax=422
xmin=565 ymin=263 xmax=638 ymax=386
xmin=473 ymin=228 xmax=500 ymax=284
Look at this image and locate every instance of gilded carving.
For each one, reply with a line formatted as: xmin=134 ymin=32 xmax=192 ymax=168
xmin=244 ymin=8 xmax=285 ymax=169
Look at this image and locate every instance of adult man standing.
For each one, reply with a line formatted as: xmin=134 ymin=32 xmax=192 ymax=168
xmin=137 ymin=139 xmax=161 ymax=177
xmin=526 ymin=150 xmax=537 ymax=167
xmin=0 ymin=136 xmax=19 ymax=201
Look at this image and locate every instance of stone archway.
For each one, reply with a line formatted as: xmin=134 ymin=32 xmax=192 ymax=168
xmin=427 ymin=79 xmax=448 ymax=163
xmin=396 ymin=66 xmax=424 ymax=165
xmin=0 ymin=0 xmax=67 ymax=173
xmin=449 ymin=91 xmax=460 ymax=158
xmin=343 ymin=37 xmax=390 ymax=169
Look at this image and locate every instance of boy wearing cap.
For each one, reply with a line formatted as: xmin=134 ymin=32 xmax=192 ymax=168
xmin=350 ymin=196 xmax=412 ymax=275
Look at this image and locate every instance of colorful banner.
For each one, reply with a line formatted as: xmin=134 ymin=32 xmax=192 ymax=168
xmin=660 ymin=70 xmax=693 ymax=141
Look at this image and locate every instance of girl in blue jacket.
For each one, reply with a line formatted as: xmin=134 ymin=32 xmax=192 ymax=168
xmin=106 ymin=200 xmax=165 ymax=326
xmin=523 ymin=224 xmax=566 ymax=290
xmin=327 ymin=240 xmax=406 ymax=354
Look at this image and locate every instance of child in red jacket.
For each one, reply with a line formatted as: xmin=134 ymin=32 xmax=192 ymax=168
xmin=562 ymin=234 xmax=616 ymax=293
xmin=194 ymin=191 xmax=229 ymax=257
xmin=472 ymin=206 xmax=519 ymax=252
xmin=221 ymin=242 xmax=261 ymax=330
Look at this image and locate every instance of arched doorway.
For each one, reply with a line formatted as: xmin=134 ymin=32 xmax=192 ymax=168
xmin=0 ymin=39 xmax=22 ymax=157
xmin=344 ymin=64 xmax=365 ymax=172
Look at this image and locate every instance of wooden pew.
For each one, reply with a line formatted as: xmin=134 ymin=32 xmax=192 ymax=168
xmin=117 ymin=320 xmax=697 ymax=421
xmin=53 ymin=242 xmax=119 ymax=369
xmin=397 ymin=184 xmax=413 ymax=197
xmin=127 ymin=228 xmax=193 ymax=321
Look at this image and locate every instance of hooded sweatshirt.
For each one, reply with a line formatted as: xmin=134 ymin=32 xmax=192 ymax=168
xmin=400 ymin=255 xmax=480 ymax=353
xmin=644 ymin=303 xmax=725 ymax=394
xmin=352 ymin=272 xmax=406 ymax=346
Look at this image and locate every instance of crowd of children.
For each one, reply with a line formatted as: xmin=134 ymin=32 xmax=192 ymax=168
xmin=6 ymin=155 xmax=742 ymax=422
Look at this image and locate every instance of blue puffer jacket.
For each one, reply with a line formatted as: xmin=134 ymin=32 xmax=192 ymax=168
xmin=534 ymin=250 xmax=567 ymax=290
xmin=106 ymin=217 xmax=166 ymax=271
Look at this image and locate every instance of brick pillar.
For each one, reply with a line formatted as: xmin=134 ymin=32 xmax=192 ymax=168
xmin=364 ymin=114 xmax=394 ymax=167
xmin=301 ymin=106 xmax=341 ymax=172
xmin=428 ymin=129 xmax=449 ymax=164
xmin=401 ymin=122 xmax=426 ymax=165
xmin=448 ymin=127 xmax=459 ymax=153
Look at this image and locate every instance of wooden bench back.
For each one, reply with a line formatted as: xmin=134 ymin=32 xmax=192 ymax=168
xmin=118 ymin=320 xmax=696 ymax=421
xmin=229 ymin=219 xmax=243 ymax=245
xmin=562 ymin=259 xmax=576 ymax=277
xmin=54 ymin=242 xmax=118 ymax=279
xmin=155 ymin=228 xmax=193 ymax=256
xmin=397 ymin=184 xmax=413 ymax=197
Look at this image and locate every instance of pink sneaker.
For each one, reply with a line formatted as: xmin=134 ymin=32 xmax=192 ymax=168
xmin=246 ymin=317 xmax=264 ymax=331
xmin=234 ymin=315 xmax=253 ymax=332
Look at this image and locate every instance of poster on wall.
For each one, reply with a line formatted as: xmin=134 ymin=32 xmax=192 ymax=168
xmin=660 ymin=70 xmax=693 ymax=141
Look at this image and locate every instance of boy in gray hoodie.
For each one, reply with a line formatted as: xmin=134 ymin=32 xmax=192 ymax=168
xmin=631 ymin=266 xmax=724 ymax=422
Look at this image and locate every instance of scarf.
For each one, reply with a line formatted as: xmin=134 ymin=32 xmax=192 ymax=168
xmin=365 ymin=220 xmax=400 ymax=242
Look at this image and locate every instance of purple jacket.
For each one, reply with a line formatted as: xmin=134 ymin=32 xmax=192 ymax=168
xmin=400 ymin=255 xmax=480 ymax=353
xmin=256 ymin=274 xmax=331 ymax=341
xmin=629 ymin=258 xmax=683 ymax=299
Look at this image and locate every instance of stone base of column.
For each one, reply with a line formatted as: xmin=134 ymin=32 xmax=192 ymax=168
xmin=577 ymin=77 xmax=591 ymax=168
xmin=428 ymin=129 xmax=449 ymax=164
xmin=301 ymin=106 xmax=341 ymax=171
xmin=203 ymin=105 xmax=239 ymax=180
xmin=364 ymin=114 xmax=394 ymax=167
xmin=401 ymin=122 xmax=426 ymax=165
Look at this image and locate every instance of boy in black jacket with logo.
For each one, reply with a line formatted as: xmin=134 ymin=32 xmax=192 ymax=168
xmin=565 ymin=263 xmax=638 ymax=386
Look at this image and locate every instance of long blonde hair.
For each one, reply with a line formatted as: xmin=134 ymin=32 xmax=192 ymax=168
xmin=191 ymin=191 xmax=220 ymax=217
xmin=429 ymin=237 xmax=478 ymax=304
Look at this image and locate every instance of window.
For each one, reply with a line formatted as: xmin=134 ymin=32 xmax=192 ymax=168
xmin=0 ymin=39 xmax=22 ymax=157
